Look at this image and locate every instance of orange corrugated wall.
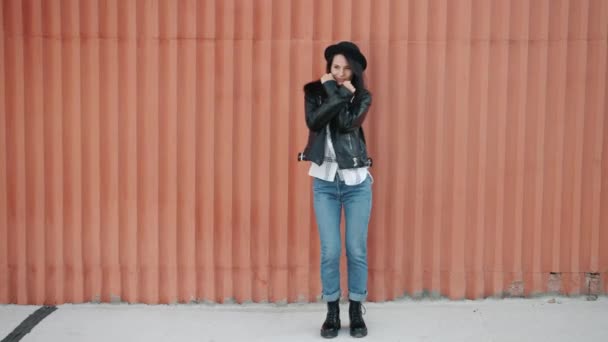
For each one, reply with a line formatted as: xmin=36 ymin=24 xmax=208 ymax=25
xmin=1 ymin=0 xmax=607 ymax=305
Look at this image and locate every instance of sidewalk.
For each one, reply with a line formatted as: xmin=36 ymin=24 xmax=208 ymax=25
xmin=2 ymin=296 xmax=607 ymax=341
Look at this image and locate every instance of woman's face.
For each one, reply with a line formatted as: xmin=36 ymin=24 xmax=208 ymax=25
xmin=330 ymin=54 xmax=352 ymax=85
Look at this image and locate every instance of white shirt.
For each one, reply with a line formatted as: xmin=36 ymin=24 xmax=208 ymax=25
xmin=308 ymin=126 xmax=369 ymax=185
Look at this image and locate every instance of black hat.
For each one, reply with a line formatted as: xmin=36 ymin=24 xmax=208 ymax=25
xmin=324 ymin=41 xmax=367 ymax=71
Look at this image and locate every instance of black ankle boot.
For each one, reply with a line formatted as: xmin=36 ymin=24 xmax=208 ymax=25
xmin=349 ymin=300 xmax=368 ymax=338
xmin=320 ymin=299 xmax=341 ymax=338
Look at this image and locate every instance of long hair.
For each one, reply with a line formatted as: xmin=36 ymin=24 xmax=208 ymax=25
xmin=325 ymin=54 xmax=366 ymax=96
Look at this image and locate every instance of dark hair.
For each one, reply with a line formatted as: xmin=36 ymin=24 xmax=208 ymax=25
xmin=325 ymin=54 xmax=366 ymax=96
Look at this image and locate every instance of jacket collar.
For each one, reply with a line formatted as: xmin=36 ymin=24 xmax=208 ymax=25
xmin=303 ymin=80 xmax=327 ymax=97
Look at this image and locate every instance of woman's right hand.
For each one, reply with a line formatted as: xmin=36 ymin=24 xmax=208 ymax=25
xmin=320 ymin=73 xmax=335 ymax=83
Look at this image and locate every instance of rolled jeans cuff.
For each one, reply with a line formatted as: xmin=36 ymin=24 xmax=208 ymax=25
xmin=348 ymin=291 xmax=367 ymax=302
xmin=322 ymin=289 xmax=341 ymax=302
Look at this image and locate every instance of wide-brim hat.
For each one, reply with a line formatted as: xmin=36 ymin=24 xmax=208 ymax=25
xmin=324 ymin=41 xmax=367 ymax=71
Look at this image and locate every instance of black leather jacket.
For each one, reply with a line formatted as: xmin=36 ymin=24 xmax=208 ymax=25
xmin=298 ymin=80 xmax=373 ymax=169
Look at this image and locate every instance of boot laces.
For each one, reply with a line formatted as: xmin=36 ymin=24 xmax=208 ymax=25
xmin=327 ymin=309 xmax=339 ymax=322
xmin=350 ymin=302 xmax=366 ymax=324
xmin=326 ymin=302 xmax=340 ymax=322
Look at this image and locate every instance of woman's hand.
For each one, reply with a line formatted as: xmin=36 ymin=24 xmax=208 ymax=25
xmin=320 ymin=73 xmax=335 ymax=83
xmin=342 ymin=80 xmax=356 ymax=93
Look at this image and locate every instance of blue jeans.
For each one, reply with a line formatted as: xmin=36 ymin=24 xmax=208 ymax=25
xmin=313 ymin=175 xmax=373 ymax=302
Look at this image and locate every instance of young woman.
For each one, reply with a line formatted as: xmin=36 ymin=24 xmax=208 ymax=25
xmin=299 ymin=41 xmax=373 ymax=338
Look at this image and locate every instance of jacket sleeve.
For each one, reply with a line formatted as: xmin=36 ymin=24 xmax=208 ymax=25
xmin=305 ymin=81 xmax=353 ymax=131
xmin=335 ymin=90 xmax=372 ymax=133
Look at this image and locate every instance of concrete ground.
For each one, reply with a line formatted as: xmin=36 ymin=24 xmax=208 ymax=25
xmin=1 ymin=296 xmax=607 ymax=341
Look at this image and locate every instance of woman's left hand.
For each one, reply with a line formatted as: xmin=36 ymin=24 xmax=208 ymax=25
xmin=342 ymin=81 xmax=356 ymax=93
